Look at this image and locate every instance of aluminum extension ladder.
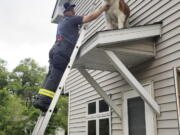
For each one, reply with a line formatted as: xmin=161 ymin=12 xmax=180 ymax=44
xmin=32 ymin=25 xmax=86 ymax=135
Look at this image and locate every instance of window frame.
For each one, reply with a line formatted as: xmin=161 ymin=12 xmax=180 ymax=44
xmin=123 ymin=82 xmax=157 ymax=135
xmin=86 ymin=98 xmax=111 ymax=135
xmin=174 ymin=67 xmax=180 ymax=129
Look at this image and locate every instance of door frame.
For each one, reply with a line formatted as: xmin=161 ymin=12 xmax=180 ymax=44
xmin=123 ymin=82 xmax=157 ymax=135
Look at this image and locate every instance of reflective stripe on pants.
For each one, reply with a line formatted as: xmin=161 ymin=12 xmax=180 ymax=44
xmin=38 ymin=88 xmax=55 ymax=98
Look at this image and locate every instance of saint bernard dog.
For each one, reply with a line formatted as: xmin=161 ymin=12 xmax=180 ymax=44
xmin=105 ymin=0 xmax=130 ymax=29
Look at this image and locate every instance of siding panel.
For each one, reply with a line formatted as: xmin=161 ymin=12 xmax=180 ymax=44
xmin=134 ymin=1 xmax=180 ymax=25
xmin=67 ymin=0 xmax=180 ymax=134
xmin=158 ymin=129 xmax=179 ymax=135
xmin=157 ymin=120 xmax=179 ymax=128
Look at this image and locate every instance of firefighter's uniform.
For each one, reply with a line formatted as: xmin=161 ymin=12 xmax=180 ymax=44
xmin=34 ymin=3 xmax=83 ymax=112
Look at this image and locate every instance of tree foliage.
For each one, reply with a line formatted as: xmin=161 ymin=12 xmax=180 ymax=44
xmin=0 ymin=59 xmax=8 ymax=89
xmin=0 ymin=89 xmax=40 ymax=135
xmin=46 ymin=96 xmax=68 ymax=135
xmin=0 ymin=58 xmax=69 ymax=135
xmin=0 ymin=90 xmax=27 ymax=135
xmin=8 ymin=58 xmax=46 ymax=102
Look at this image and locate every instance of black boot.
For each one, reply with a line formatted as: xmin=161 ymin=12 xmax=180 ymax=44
xmin=34 ymin=94 xmax=52 ymax=112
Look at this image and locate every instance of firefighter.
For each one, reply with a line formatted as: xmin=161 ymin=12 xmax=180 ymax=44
xmin=34 ymin=2 xmax=110 ymax=112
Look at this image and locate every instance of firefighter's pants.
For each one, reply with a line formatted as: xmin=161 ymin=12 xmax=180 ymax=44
xmin=44 ymin=40 xmax=74 ymax=91
xmin=34 ymin=40 xmax=74 ymax=111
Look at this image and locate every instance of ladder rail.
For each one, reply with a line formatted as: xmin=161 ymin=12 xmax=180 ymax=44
xmin=32 ymin=113 xmax=45 ymax=135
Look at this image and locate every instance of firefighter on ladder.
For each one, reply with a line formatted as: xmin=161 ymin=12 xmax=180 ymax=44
xmin=34 ymin=2 xmax=110 ymax=112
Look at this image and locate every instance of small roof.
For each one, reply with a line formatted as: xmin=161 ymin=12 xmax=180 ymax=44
xmin=51 ymin=0 xmax=71 ymax=23
xmin=73 ymin=24 xmax=162 ymax=71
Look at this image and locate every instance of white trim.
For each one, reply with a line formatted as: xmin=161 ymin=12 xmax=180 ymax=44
xmin=79 ymin=24 xmax=161 ymax=58
xmin=105 ymin=50 xmax=160 ymax=114
xmin=86 ymin=99 xmax=111 ymax=120
xmin=97 ymin=119 xmax=99 ymax=135
xmin=173 ymin=67 xmax=180 ymax=132
xmin=86 ymin=117 xmax=111 ymax=135
xmin=67 ymin=86 xmax=71 ymax=135
xmin=86 ymin=100 xmax=97 ymax=120
xmin=123 ymin=82 xmax=157 ymax=135
xmin=102 ymin=47 xmax=154 ymax=57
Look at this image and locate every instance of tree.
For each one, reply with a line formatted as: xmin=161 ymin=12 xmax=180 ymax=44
xmin=0 ymin=59 xmax=9 ymax=89
xmin=0 ymin=90 xmax=27 ymax=135
xmin=8 ymin=58 xmax=46 ymax=103
xmin=0 ymin=58 xmax=43 ymax=134
xmin=0 ymin=89 xmax=40 ymax=135
xmin=0 ymin=58 xmax=69 ymax=135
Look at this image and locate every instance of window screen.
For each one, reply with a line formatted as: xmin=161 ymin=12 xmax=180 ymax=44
xmin=99 ymin=118 xmax=109 ymax=135
xmin=88 ymin=120 xmax=96 ymax=135
xmin=99 ymin=100 xmax=109 ymax=113
xmin=88 ymin=102 xmax=96 ymax=114
xmin=128 ymin=97 xmax=146 ymax=135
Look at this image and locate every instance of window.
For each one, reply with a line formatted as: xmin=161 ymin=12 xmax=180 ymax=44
xmin=123 ymin=83 xmax=156 ymax=135
xmin=99 ymin=100 xmax=109 ymax=113
xmin=87 ymin=99 xmax=111 ymax=135
xmin=99 ymin=118 xmax=109 ymax=135
xmin=88 ymin=120 xmax=96 ymax=135
xmin=88 ymin=102 xmax=96 ymax=115
xmin=128 ymin=97 xmax=146 ymax=135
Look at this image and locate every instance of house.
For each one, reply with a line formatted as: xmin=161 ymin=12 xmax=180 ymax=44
xmin=52 ymin=0 xmax=180 ymax=135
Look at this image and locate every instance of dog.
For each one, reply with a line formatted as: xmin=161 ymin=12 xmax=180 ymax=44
xmin=104 ymin=0 xmax=130 ymax=29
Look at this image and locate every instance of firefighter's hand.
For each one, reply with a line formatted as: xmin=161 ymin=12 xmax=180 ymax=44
xmin=102 ymin=3 xmax=110 ymax=12
xmin=83 ymin=3 xmax=110 ymax=23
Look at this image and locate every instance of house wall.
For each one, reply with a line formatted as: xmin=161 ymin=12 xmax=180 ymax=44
xmin=65 ymin=0 xmax=180 ymax=135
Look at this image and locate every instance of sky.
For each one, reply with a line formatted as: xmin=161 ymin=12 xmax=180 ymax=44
xmin=0 ymin=0 xmax=57 ymax=71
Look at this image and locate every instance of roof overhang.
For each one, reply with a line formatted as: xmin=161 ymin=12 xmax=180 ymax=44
xmin=73 ymin=24 xmax=162 ymax=71
xmin=51 ymin=0 xmax=70 ymax=24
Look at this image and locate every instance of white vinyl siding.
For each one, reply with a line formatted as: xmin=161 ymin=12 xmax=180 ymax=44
xmin=128 ymin=1 xmax=180 ymax=135
xmin=71 ymin=0 xmax=106 ymax=43
xmin=65 ymin=0 xmax=180 ymax=135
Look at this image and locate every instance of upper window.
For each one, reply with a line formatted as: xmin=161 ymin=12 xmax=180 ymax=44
xmin=88 ymin=102 xmax=96 ymax=115
xmin=99 ymin=100 xmax=109 ymax=113
xmin=87 ymin=99 xmax=109 ymax=115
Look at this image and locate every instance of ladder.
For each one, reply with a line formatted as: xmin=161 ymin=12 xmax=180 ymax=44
xmin=32 ymin=25 xmax=86 ymax=135
xmin=32 ymin=2 xmax=99 ymax=134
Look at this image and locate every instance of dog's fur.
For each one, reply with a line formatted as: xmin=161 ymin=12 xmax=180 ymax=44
xmin=105 ymin=0 xmax=130 ymax=29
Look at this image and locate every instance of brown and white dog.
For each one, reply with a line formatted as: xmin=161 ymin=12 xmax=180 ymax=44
xmin=104 ymin=0 xmax=130 ymax=29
